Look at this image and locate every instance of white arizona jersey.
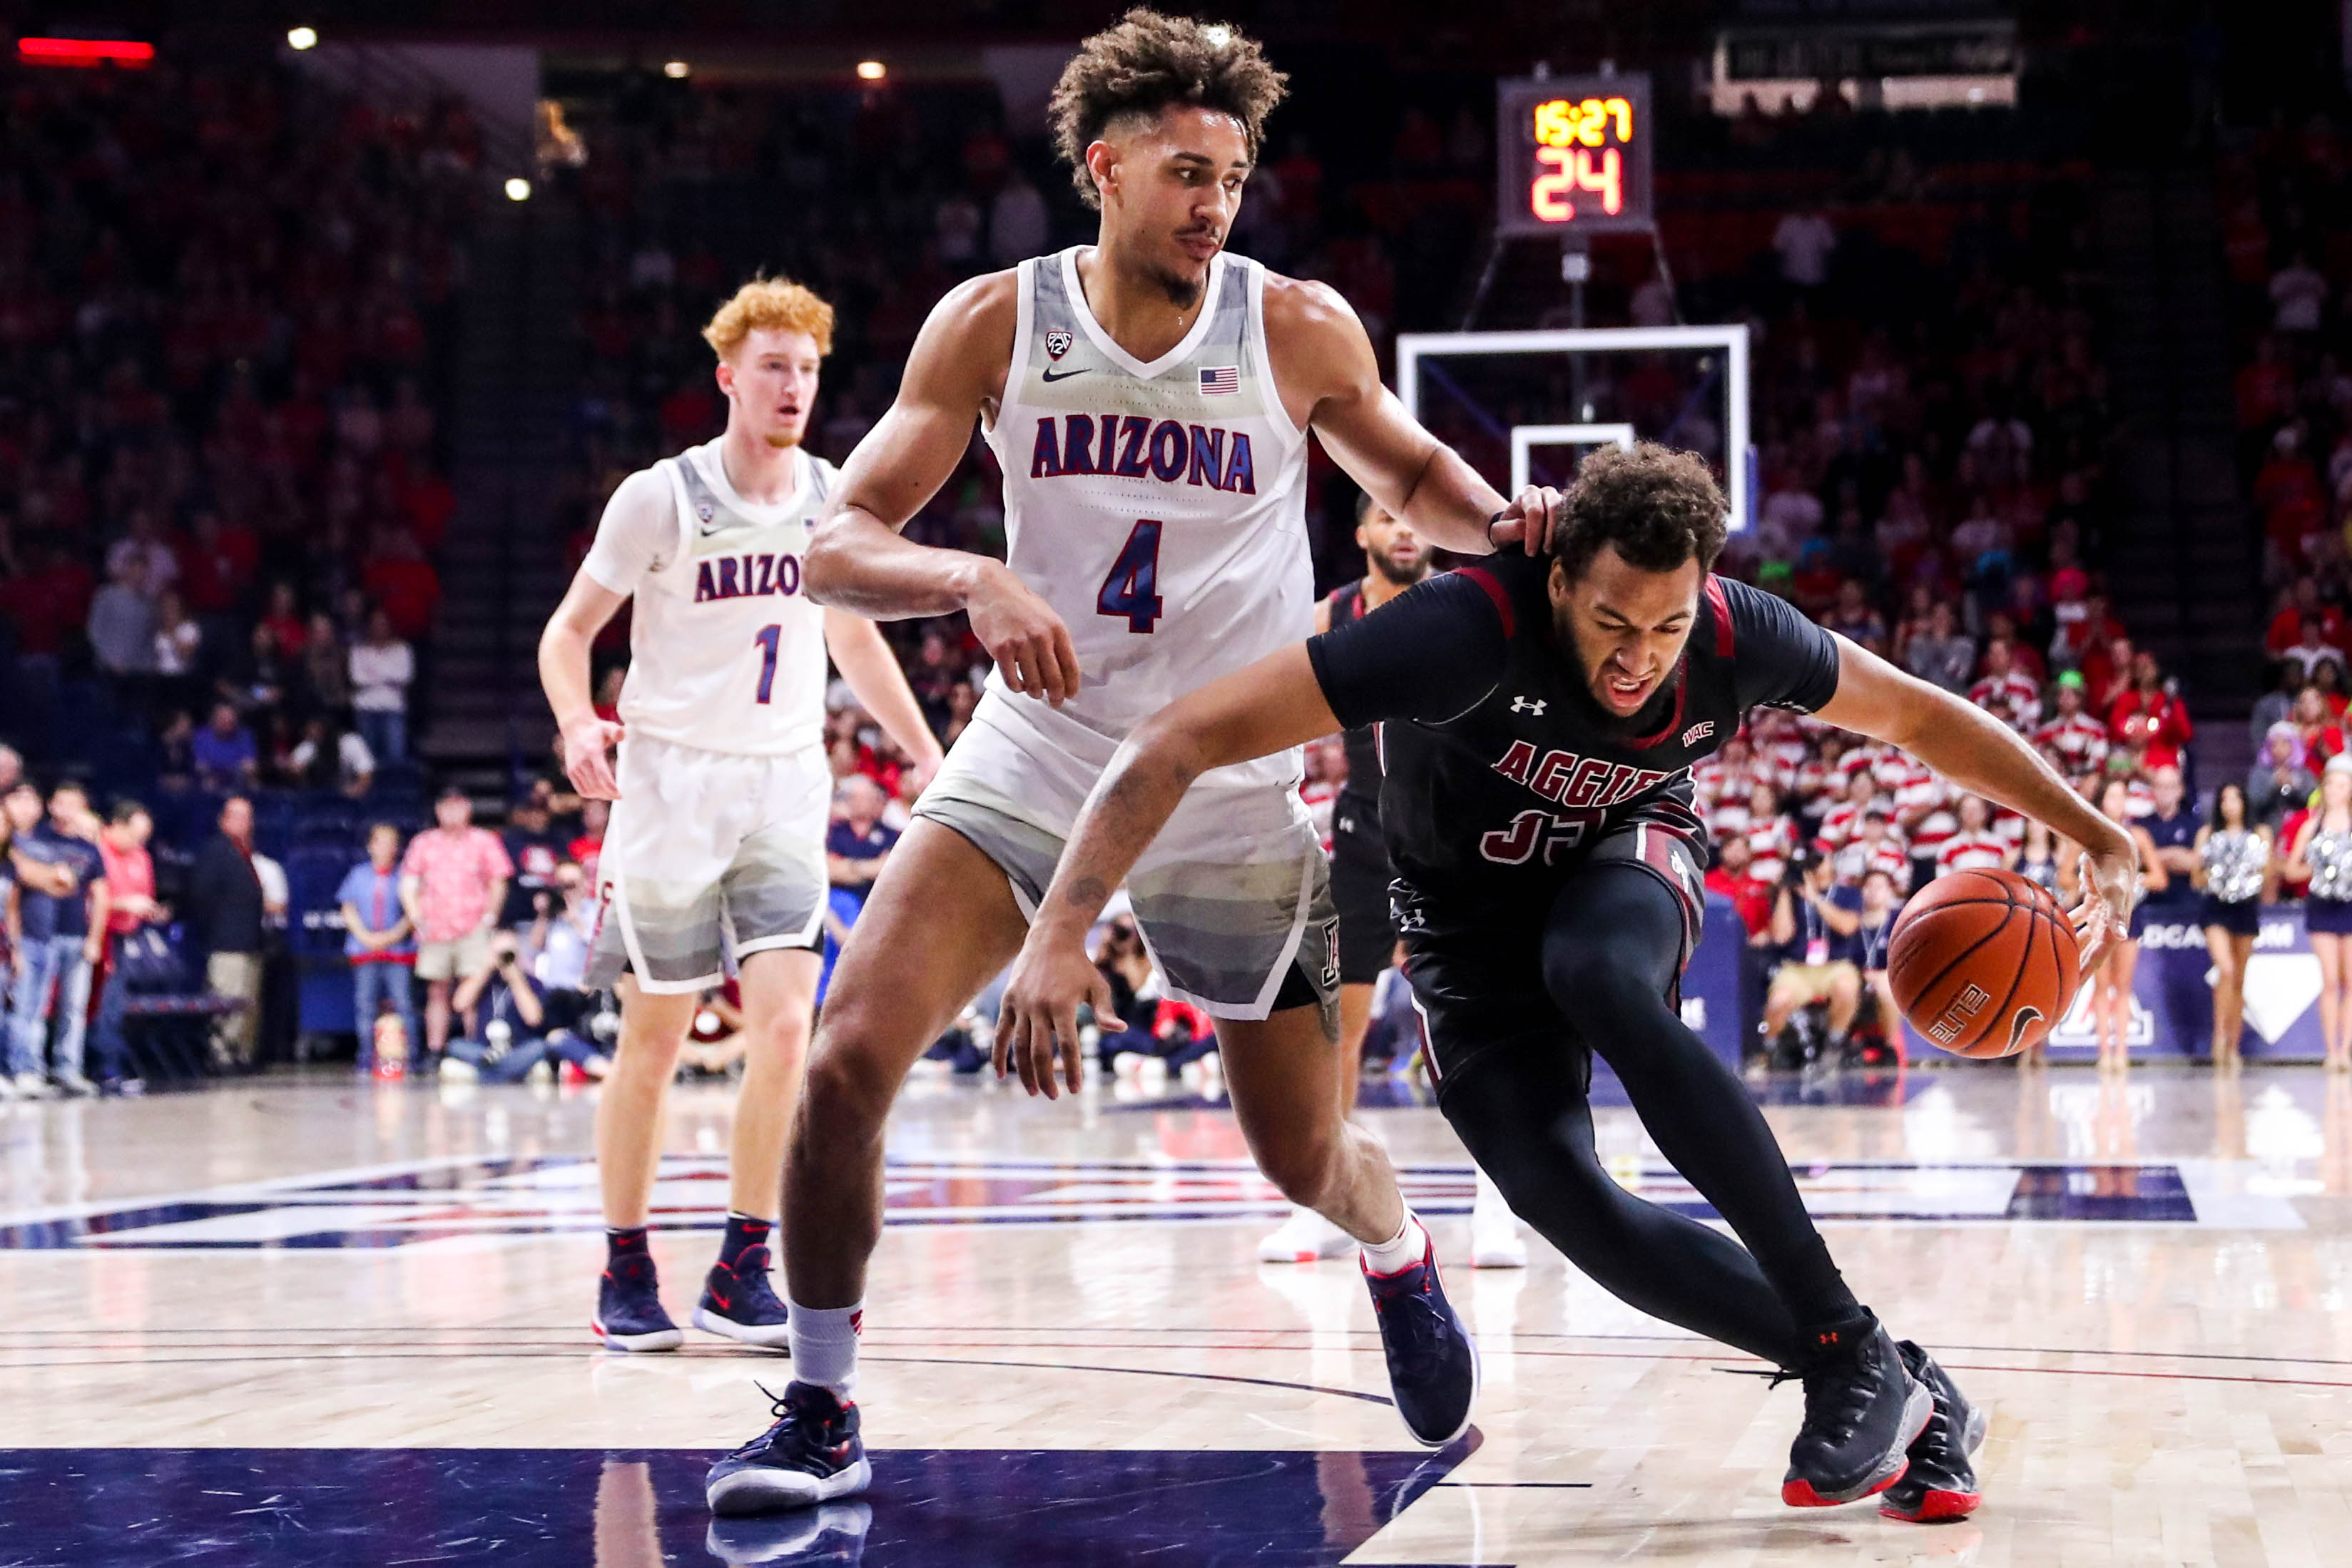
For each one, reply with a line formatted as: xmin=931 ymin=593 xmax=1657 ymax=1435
xmin=979 ymin=246 xmax=1313 ymax=788
xmin=581 ymin=440 xmax=835 ymax=756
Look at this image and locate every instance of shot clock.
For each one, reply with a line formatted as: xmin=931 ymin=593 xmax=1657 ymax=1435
xmin=1495 ymin=73 xmax=1654 ymax=238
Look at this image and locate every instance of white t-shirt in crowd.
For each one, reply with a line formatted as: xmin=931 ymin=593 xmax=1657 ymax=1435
xmin=350 ymin=641 xmax=415 ymax=712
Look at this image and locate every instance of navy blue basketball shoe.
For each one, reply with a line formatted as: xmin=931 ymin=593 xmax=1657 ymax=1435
xmin=693 ymin=1243 xmax=793 ymax=1350
xmin=706 ymin=1380 xmax=872 ymax=1515
xmin=1361 ymin=1235 xmax=1480 ymax=1447
xmin=592 ymin=1248 xmax=684 ymax=1352
xmin=1879 ymin=1340 xmax=1987 ymax=1522
xmin=1781 ymin=1316 xmax=1932 ymax=1507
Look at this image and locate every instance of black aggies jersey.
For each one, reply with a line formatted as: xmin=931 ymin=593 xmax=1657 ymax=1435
xmin=1305 ymin=549 xmax=1842 ymax=915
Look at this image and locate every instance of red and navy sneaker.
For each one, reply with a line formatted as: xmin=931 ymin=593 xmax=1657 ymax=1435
xmin=1879 ymin=1340 xmax=1987 ymax=1522
xmin=694 ymin=1243 xmax=793 ymax=1350
xmin=1362 ymin=1236 xmax=1480 ymax=1447
xmin=1780 ymin=1316 xmax=1932 ymax=1507
xmin=592 ymin=1248 xmax=684 ymax=1352
xmin=706 ymin=1380 xmax=872 ymax=1516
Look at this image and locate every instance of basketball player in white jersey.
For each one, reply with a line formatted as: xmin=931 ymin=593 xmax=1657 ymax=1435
xmin=707 ymin=13 xmax=1559 ymax=1513
xmin=539 ymin=280 xmax=941 ymax=1353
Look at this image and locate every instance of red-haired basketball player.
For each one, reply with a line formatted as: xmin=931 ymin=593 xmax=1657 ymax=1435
xmin=997 ymin=442 xmax=2142 ymax=1522
xmin=539 ymin=280 xmax=940 ymax=1354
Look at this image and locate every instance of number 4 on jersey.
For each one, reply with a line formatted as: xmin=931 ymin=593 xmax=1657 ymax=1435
xmin=1096 ymin=519 xmax=1164 ymax=633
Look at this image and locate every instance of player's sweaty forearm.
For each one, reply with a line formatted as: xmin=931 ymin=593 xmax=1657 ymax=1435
xmin=803 ymin=506 xmax=994 ymax=620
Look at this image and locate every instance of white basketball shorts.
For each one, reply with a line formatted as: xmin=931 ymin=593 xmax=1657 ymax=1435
xmin=912 ymin=692 xmax=1338 ymax=1021
xmin=586 ymin=735 xmax=830 ymax=994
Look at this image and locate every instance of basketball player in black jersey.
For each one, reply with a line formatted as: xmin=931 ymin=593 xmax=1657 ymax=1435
xmin=1259 ymin=494 xmax=1447 ymax=1263
xmin=998 ymin=443 xmax=2141 ymax=1520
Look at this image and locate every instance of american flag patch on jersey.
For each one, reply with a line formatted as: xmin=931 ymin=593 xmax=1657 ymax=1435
xmin=1198 ymin=365 xmax=1240 ymax=394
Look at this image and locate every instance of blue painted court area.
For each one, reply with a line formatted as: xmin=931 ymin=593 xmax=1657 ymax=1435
xmin=0 ymin=1445 xmax=1472 ymax=1567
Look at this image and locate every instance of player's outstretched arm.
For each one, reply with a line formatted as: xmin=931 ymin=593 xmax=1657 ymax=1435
xmin=1264 ymin=275 xmax=1562 ymax=556
xmin=804 ymin=273 xmax=1081 ymax=706
xmin=1814 ymin=636 xmax=2140 ymax=974
xmin=994 ymin=645 xmax=1340 ymax=1097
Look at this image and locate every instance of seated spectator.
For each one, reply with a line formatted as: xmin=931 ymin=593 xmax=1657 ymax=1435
xmin=1855 ymin=868 xmax=1906 ymax=1060
xmin=1766 ymin=848 xmax=1864 ymax=1055
xmin=1836 ymin=809 xmax=1911 ymax=892
xmin=2108 ymin=650 xmax=2194 ymax=773
xmin=2291 ymin=686 xmax=2346 ymax=768
xmin=569 ymin=798 xmax=608 ymax=890
xmin=500 ymin=794 xmax=568 ymax=928
xmin=2282 ymin=614 xmax=2346 ymax=683
xmin=1091 ymin=915 xmax=1164 ymax=1074
xmin=2031 ymin=672 xmax=2109 ymax=783
xmin=825 ymin=775 xmax=898 ymax=910
xmin=1903 ymin=601 xmax=1975 ymax=693
xmin=287 ymin=713 xmax=375 ymax=797
xmin=1935 ymin=794 xmax=2015 ymax=877
xmin=2251 ymin=722 xmax=2318 ymax=831
xmin=350 ymin=609 xmax=415 ymax=767
xmin=338 ymin=824 xmax=417 ymax=1069
xmin=677 ymin=985 xmax=748 ymax=1077
xmin=1705 ymin=833 xmax=1778 ymax=945
xmin=439 ymin=931 xmax=609 ymax=1084
xmin=191 ymin=702 xmax=260 ymax=793
xmin=1967 ymin=639 xmax=2042 ymax=733
xmin=87 ymin=555 xmax=157 ymax=679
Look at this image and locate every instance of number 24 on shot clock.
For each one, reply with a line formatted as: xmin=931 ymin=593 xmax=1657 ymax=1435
xmin=1495 ymin=73 xmax=1654 ymax=238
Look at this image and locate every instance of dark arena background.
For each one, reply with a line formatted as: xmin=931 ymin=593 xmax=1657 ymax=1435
xmin=0 ymin=1 xmax=2348 ymax=1564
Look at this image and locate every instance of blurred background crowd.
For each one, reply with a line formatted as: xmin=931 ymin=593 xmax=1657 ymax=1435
xmin=0 ymin=6 xmax=2339 ymax=1090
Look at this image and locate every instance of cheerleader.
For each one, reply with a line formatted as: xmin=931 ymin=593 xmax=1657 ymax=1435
xmin=2194 ymin=782 xmax=2270 ymax=1071
xmin=2287 ymin=754 xmax=2352 ymax=1071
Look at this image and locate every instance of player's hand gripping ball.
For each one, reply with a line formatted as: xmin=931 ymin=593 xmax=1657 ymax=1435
xmin=1888 ymin=867 xmax=2082 ymax=1059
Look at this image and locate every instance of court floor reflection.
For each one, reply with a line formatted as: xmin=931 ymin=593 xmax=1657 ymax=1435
xmin=0 ymin=1444 xmax=1469 ymax=1567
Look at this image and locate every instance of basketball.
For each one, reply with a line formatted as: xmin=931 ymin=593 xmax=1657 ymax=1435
xmin=1887 ymin=868 xmax=2082 ymax=1059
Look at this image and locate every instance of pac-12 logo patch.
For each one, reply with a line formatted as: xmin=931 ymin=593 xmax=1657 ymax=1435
xmin=1681 ymin=721 xmax=1716 ymax=747
xmin=1044 ymin=330 xmax=1073 ymax=360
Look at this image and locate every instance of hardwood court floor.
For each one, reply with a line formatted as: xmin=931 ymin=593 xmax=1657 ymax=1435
xmin=1 ymin=1059 xmax=2349 ymax=1566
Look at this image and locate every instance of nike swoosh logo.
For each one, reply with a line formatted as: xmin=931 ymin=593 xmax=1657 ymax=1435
xmin=2006 ymin=1006 xmax=2045 ymax=1054
xmin=1040 ymin=366 xmax=1091 ymax=382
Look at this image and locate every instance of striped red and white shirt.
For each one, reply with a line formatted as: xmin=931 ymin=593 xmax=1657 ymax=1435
xmin=1935 ymin=831 xmax=2012 ymax=876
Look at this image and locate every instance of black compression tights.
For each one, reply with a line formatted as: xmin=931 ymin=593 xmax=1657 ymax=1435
xmin=1438 ymin=864 xmax=1862 ymax=1368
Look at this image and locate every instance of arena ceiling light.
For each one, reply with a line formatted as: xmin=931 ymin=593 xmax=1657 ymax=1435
xmin=663 ymin=60 xmax=689 ymax=78
xmin=287 ymin=26 xmax=318 ymax=51
xmin=504 ymin=178 xmax=533 ymax=202
xmin=855 ymin=59 xmax=886 ymax=81
xmin=16 ymin=36 xmax=156 ymax=67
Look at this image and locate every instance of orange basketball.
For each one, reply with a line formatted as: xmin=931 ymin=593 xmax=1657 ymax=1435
xmin=1886 ymin=867 xmax=2082 ymax=1059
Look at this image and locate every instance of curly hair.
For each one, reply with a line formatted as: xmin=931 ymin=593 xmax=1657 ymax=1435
xmin=1048 ymin=9 xmax=1289 ymax=209
xmin=1549 ymin=442 xmax=1729 ymax=580
xmin=701 ymin=277 xmax=835 ymax=362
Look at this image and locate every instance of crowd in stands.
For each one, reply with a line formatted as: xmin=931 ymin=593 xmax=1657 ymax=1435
xmin=0 ymin=60 xmax=2337 ymax=1089
xmin=0 ymin=59 xmax=475 ymax=809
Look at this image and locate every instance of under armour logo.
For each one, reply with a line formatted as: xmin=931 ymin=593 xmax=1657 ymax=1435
xmin=1510 ymin=696 xmax=1547 ymax=716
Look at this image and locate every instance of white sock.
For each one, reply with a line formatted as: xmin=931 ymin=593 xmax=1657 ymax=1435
xmin=787 ymin=1300 xmax=862 ymax=1397
xmin=1360 ymin=1211 xmax=1428 ymax=1276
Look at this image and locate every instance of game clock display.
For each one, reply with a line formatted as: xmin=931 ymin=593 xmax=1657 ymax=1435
xmin=1495 ymin=73 xmax=1654 ymax=237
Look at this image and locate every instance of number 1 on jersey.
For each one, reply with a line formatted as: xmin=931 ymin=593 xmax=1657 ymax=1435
xmin=753 ymin=623 xmax=781 ymax=703
xmin=1096 ymin=519 xmax=1164 ymax=633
